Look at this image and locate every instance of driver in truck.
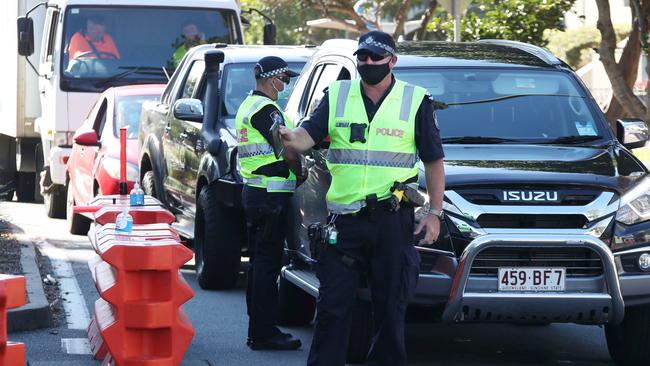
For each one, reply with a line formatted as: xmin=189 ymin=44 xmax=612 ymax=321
xmin=68 ymin=14 xmax=120 ymax=60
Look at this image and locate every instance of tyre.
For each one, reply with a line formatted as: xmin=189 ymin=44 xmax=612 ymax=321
xmin=16 ymin=172 xmax=36 ymax=202
xmin=346 ymin=299 xmax=373 ymax=364
xmin=33 ymin=144 xmax=44 ymax=203
xmin=278 ymin=274 xmax=316 ymax=326
xmin=66 ymin=180 xmax=90 ymax=235
xmin=606 ymin=305 xmax=650 ymax=366
xmin=0 ymin=189 xmax=14 ymax=201
xmin=43 ymin=170 xmax=66 ymax=219
xmin=194 ymin=184 xmax=242 ymax=289
xmin=142 ymin=170 xmax=157 ymax=198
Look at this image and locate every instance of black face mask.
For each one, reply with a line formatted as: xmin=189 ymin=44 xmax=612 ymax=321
xmin=357 ymin=62 xmax=390 ymax=85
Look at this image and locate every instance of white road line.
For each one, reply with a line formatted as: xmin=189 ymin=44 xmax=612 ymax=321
xmin=61 ymin=338 xmax=92 ymax=355
xmin=37 ymin=239 xmax=91 ymax=330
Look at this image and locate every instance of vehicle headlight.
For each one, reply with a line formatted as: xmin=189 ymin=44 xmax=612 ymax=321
xmin=102 ymin=157 xmax=139 ymax=182
xmin=616 ymin=178 xmax=650 ymax=225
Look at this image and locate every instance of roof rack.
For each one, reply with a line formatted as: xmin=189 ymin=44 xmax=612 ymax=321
xmin=476 ymin=39 xmax=562 ymax=66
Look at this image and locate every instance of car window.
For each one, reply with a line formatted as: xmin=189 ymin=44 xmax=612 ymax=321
xmin=93 ymin=98 xmax=108 ymax=138
xmin=221 ymin=62 xmax=306 ymax=116
xmin=393 ymin=68 xmax=601 ymax=141
xmin=305 ymin=64 xmax=342 ymax=116
xmin=113 ymin=95 xmax=160 ymax=139
xmin=180 ymin=60 xmax=206 ymax=100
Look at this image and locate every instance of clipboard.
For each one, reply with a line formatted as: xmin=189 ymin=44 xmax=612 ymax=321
xmin=270 ymin=119 xmax=285 ymax=159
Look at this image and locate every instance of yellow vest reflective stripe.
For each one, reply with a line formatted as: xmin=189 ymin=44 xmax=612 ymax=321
xmin=325 ymin=79 xmax=425 ymax=214
xmin=235 ymin=94 xmax=296 ymax=192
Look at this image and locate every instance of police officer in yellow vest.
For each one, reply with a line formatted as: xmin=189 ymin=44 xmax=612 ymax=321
xmin=280 ymin=31 xmax=445 ymax=365
xmin=236 ymin=56 xmax=304 ymax=351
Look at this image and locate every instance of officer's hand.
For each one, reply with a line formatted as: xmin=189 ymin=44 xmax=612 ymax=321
xmin=279 ymin=125 xmax=295 ymax=146
xmin=414 ymin=215 xmax=440 ymax=246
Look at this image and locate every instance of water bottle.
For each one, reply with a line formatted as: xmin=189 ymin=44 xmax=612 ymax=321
xmin=130 ymin=181 xmax=145 ymax=206
xmin=115 ymin=207 xmax=133 ymax=234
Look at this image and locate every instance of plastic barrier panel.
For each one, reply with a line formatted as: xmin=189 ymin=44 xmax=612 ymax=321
xmin=86 ymin=213 xmax=194 ymax=365
xmin=0 ymin=275 xmax=27 ymax=366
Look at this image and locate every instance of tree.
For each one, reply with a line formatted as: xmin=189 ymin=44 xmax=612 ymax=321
xmin=430 ymin=0 xmax=575 ymax=46
xmin=596 ymin=0 xmax=649 ymax=125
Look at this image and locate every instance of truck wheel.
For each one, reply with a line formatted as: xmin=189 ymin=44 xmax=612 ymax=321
xmin=42 ymin=169 xmax=66 ymax=218
xmin=16 ymin=172 xmax=36 ymax=202
xmin=606 ymin=305 xmax=650 ymax=365
xmin=194 ymin=184 xmax=242 ymax=289
xmin=142 ymin=171 xmax=157 ymax=198
xmin=346 ymin=299 xmax=373 ymax=364
xmin=33 ymin=144 xmax=44 ymax=203
xmin=278 ymin=275 xmax=316 ymax=326
xmin=66 ymin=181 xmax=90 ymax=235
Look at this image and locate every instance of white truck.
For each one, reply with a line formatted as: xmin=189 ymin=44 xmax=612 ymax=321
xmin=7 ymin=0 xmax=275 ymax=217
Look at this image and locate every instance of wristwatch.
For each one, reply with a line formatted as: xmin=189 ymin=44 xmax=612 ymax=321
xmin=423 ymin=206 xmax=444 ymax=219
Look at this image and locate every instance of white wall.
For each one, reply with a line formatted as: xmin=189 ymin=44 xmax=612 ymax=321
xmin=565 ymin=0 xmax=631 ymax=29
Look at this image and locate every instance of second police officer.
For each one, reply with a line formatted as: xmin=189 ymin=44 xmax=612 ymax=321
xmin=280 ymin=31 xmax=445 ymax=365
xmin=235 ymin=56 xmax=305 ymax=351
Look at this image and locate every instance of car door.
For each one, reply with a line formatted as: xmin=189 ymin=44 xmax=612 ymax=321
xmin=162 ymin=59 xmax=205 ymax=209
xmin=289 ymin=58 xmax=356 ymax=254
xmin=78 ymin=97 xmax=106 ymax=205
xmin=177 ymin=61 xmax=207 ymax=217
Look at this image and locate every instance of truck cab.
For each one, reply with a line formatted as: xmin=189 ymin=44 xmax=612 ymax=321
xmin=15 ymin=0 xmax=247 ymax=218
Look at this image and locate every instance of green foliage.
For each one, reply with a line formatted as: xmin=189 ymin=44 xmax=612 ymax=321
xmin=546 ymin=25 xmax=631 ymax=69
xmin=241 ymin=0 xmax=343 ymax=45
xmin=431 ymin=0 xmax=576 ymax=46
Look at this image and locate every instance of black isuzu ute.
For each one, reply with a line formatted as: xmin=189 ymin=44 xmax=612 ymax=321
xmin=274 ymin=39 xmax=650 ymax=365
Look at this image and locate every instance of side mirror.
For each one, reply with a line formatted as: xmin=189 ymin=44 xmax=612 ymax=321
xmin=74 ymin=130 xmax=101 ymax=147
xmin=263 ymin=23 xmax=277 ymax=45
xmin=17 ymin=17 xmax=34 ymax=56
xmin=173 ymin=98 xmax=204 ymax=122
xmin=617 ymin=118 xmax=649 ymax=149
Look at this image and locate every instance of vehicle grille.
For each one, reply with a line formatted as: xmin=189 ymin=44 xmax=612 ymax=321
xmin=477 ymin=214 xmax=587 ymax=229
xmin=455 ymin=189 xmax=599 ymax=206
xmin=470 ymin=247 xmax=603 ymax=277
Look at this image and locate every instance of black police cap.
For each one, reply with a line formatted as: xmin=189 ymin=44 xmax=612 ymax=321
xmin=254 ymin=56 xmax=299 ymax=79
xmin=353 ymin=31 xmax=397 ymax=56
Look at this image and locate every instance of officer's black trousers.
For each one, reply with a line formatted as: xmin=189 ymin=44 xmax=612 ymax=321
xmin=242 ymin=185 xmax=292 ymax=341
xmin=307 ymin=207 xmax=420 ymax=366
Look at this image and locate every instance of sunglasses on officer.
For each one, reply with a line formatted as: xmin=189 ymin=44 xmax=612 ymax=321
xmin=356 ymin=51 xmax=391 ymax=62
xmin=275 ymin=75 xmax=290 ymax=85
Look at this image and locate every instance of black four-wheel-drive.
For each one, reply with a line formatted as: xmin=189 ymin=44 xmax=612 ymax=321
xmin=138 ymin=44 xmax=314 ymax=289
xmin=277 ymin=39 xmax=650 ymax=365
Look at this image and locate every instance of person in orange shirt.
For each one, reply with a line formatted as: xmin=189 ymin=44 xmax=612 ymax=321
xmin=68 ymin=15 xmax=120 ymax=60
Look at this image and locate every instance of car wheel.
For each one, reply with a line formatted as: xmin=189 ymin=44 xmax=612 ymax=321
xmin=15 ymin=172 xmax=36 ymax=202
xmin=66 ymin=180 xmax=90 ymax=235
xmin=278 ymin=274 xmax=316 ymax=326
xmin=194 ymin=184 xmax=242 ymax=289
xmin=346 ymin=299 xmax=373 ymax=364
xmin=606 ymin=305 xmax=650 ymax=365
xmin=43 ymin=168 xmax=66 ymax=219
xmin=0 ymin=189 xmax=15 ymax=201
xmin=142 ymin=170 xmax=157 ymax=198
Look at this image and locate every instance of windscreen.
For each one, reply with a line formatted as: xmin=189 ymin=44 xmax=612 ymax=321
xmin=61 ymin=6 xmax=241 ymax=92
xmin=114 ymin=95 xmax=160 ymax=138
xmin=222 ymin=62 xmax=306 ymax=116
xmin=393 ymin=68 xmax=604 ymax=142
